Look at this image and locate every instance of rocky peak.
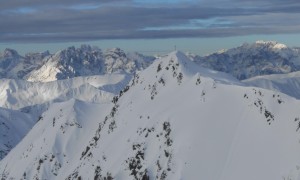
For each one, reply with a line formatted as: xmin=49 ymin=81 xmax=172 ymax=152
xmin=105 ymin=48 xmax=126 ymax=59
xmin=2 ymin=48 xmax=20 ymax=58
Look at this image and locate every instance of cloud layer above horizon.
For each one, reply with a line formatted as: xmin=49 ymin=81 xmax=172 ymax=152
xmin=1 ymin=0 xmax=300 ymax=43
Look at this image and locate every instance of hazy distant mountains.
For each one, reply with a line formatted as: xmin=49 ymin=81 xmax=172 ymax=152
xmin=1 ymin=41 xmax=300 ymax=82
xmin=0 ymin=45 xmax=155 ymax=82
xmin=192 ymin=41 xmax=300 ymax=80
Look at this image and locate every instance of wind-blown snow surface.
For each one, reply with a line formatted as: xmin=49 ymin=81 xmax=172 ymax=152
xmin=1 ymin=51 xmax=300 ymax=180
xmin=243 ymin=71 xmax=300 ymax=99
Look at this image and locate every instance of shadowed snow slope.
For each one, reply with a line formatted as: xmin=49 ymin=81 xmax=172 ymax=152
xmin=0 ymin=107 xmax=34 ymax=160
xmin=1 ymin=51 xmax=300 ymax=180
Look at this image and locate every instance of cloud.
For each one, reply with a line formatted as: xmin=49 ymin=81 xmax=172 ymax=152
xmin=0 ymin=0 xmax=300 ymax=42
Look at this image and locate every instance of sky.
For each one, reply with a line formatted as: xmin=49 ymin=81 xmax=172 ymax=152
xmin=0 ymin=0 xmax=300 ymax=55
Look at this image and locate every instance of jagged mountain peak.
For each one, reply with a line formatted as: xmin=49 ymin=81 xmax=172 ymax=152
xmin=26 ymin=46 xmax=155 ymax=82
xmin=2 ymin=48 xmax=20 ymax=58
xmin=0 ymin=45 xmax=155 ymax=82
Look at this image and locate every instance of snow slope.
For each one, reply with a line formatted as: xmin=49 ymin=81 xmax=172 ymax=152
xmin=194 ymin=41 xmax=300 ymax=80
xmin=243 ymin=71 xmax=300 ymax=99
xmin=0 ymin=107 xmax=34 ymax=160
xmin=1 ymin=51 xmax=300 ymax=180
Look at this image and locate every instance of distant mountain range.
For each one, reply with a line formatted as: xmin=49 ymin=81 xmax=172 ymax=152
xmin=1 ymin=41 xmax=300 ymax=82
xmin=0 ymin=45 xmax=155 ymax=82
xmin=192 ymin=41 xmax=300 ymax=80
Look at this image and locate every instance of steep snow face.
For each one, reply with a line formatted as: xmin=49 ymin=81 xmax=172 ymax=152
xmin=194 ymin=41 xmax=300 ymax=80
xmin=0 ymin=107 xmax=34 ymax=160
xmin=0 ymin=74 xmax=131 ymax=110
xmin=0 ymin=49 xmax=49 ymax=79
xmin=2 ymin=51 xmax=300 ymax=180
xmin=243 ymin=71 xmax=300 ymax=99
xmin=26 ymin=45 xmax=155 ymax=82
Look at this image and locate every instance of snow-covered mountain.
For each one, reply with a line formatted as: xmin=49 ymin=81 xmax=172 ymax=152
xmin=0 ymin=46 xmax=155 ymax=82
xmin=1 ymin=51 xmax=300 ymax=180
xmin=0 ymin=107 xmax=35 ymax=160
xmin=0 ymin=48 xmax=49 ymax=79
xmin=243 ymin=71 xmax=300 ymax=99
xmin=194 ymin=41 xmax=300 ymax=80
xmin=26 ymin=45 xmax=155 ymax=82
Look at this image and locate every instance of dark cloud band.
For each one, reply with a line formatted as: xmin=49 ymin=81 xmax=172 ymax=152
xmin=0 ymin=0 xmax=300 ymax=42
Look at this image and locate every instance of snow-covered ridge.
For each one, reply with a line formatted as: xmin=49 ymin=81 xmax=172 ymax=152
xmin=0 ymin=73 xmax=131 ymax=110
xmin=193 ymin=41 xmax=300 ymax=80
xmin=243 ymin=71 xmax=300 ymax=99
xmin=2 ymin=51 xmax=300 ymax=179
